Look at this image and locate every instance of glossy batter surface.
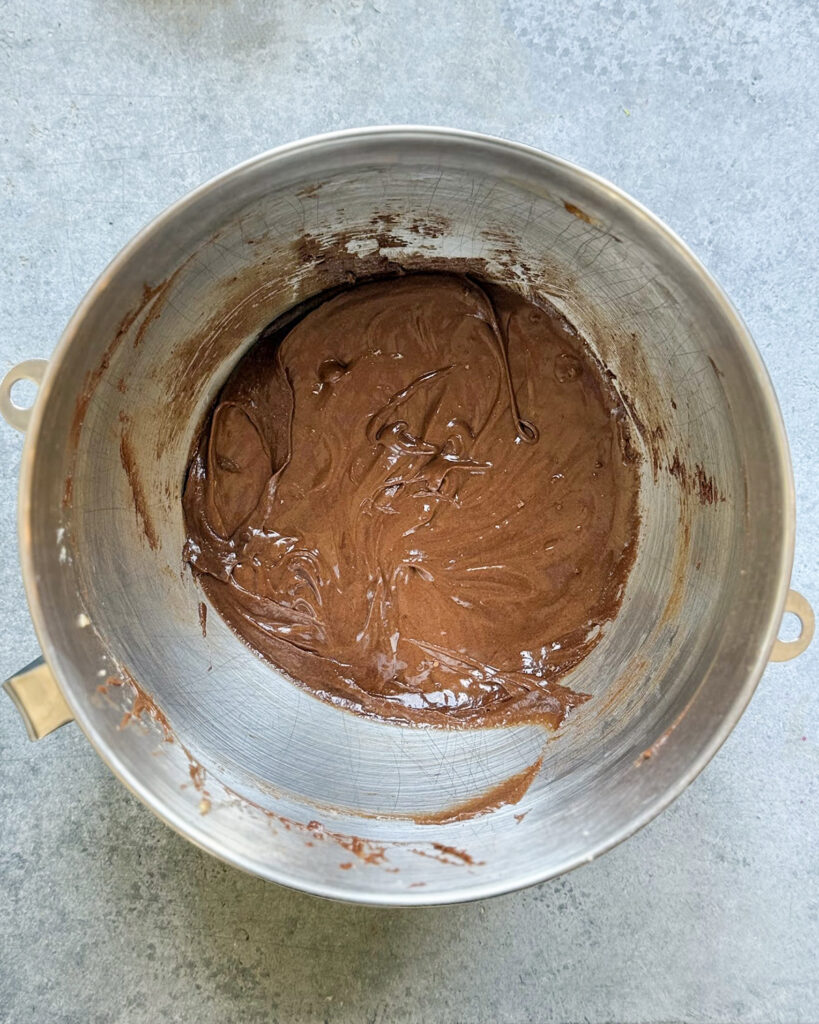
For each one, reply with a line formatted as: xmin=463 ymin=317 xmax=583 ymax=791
xmin=183 ymin=274 xmax=640 ymax=727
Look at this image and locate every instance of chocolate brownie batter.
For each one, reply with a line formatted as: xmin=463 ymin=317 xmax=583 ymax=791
xmin=183 ymin=274 xmax=640 ymax=728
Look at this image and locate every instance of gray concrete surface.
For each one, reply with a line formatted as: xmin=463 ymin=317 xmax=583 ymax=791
xmin=1 ymin=1 xmax=817 ymax=1021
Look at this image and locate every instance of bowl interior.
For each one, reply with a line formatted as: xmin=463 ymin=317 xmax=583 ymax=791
xmin=23 ymin=130 xmax=791 ymax=902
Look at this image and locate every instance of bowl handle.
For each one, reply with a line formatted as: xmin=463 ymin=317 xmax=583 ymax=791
xmin=0 ymin=358 xmax=48 ymax=433
xmin=770 ymin=589 xmax=814 ymax=662
xmin=3 ymin=657 xmax=74 ymax=740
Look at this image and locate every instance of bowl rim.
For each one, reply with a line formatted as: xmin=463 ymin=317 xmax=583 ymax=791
xmin=17 ymin=125 xmax=795 ymax=905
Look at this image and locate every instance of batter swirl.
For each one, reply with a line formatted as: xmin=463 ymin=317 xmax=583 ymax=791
xmin=183 ymin=274 xmax=640 ymax=727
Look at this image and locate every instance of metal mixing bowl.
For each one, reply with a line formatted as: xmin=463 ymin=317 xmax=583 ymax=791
xmin=1 ymin=127 xmax=813 ymax=905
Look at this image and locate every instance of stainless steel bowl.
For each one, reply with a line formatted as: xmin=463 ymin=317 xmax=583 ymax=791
xmin=1 ymin=127 xmax=813 ymax=905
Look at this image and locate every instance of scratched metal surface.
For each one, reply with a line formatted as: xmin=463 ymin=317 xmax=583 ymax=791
xmin=0 ymin=1 xmax=817 ymax=1022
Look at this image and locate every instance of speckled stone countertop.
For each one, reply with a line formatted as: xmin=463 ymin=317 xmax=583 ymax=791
xmin=1 ymin=2 xmax=816 ymax=1021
